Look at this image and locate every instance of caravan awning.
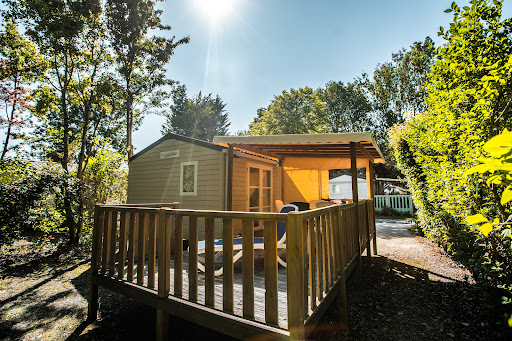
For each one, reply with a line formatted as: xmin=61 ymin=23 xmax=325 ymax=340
xmin=213 ymin=132 xmax=385 ymax=163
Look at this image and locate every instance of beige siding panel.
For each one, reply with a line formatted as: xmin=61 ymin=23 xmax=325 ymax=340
xmin=128 ymin=138 xmax=224 ymax=239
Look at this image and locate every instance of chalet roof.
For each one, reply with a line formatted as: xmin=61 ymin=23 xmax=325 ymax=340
xmin=213 ymin=132 xmax=385 ymax=163
xmin=129 ymin=133 xmax=226 ymax=162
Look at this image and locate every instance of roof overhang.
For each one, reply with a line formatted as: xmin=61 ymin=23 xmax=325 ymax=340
xmin=213 ymin=132 xmax=385 ymax=163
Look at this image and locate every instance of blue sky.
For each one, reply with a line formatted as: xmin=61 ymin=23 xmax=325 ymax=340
xmin=134 ymin=0 xmax=512 ymax=152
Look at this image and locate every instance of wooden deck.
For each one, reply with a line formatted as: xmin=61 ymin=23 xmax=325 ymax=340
xmin=88 ymin=201 xmax=376 ymax=340
xmin=106 ymin=250 xmax=291 ymax=328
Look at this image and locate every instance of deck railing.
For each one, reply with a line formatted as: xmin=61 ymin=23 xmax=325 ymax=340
xmin=88 ymin=200 xmax=376 ymax=341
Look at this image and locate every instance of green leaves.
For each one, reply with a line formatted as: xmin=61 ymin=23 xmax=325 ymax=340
xmin=483 ymin=128 xmax=512 ymax=158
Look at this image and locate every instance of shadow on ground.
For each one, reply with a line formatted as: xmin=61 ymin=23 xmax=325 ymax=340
xmin=2 ymin=246 xmax=511 ymax=340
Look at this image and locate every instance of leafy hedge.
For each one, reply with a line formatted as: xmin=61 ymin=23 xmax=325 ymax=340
xmin=389 ymin=0 xmax=512 ymax=296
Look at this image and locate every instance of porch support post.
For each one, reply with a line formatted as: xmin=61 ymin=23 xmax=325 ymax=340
xmin=366 ymin=160 xmax=377 ymax=255
xmin=87 ymin=205 xmax=102 ymax=322
xmin=350 ymin=142 xmax=362 ymax=281
xmin=227 ymin=145 xmax=234 ymax=211
xmin=156 ymin=209 xmax=169 ymax=341
xmin=287 ymin=211 xmax=306 ymax=340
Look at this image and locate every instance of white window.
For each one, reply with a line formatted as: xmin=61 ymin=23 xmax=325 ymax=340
xmin=180 ymin=161 xmax=198 ymax=196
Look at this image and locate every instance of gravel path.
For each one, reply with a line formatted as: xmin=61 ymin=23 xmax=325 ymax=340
xmin=375 ymin=219 xmax=473 ymax=283
xmin=341 ymin=219 xmax=509 ymax=341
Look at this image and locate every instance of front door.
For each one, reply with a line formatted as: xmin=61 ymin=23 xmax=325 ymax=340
xmin=248 ymin=164 xmax=273 ymax=215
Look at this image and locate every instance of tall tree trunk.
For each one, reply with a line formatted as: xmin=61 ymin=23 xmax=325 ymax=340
xmin=126 ymin=89 xmax=134 ymax=158
xmin=1 ymin=83 xmax=19 ymax=160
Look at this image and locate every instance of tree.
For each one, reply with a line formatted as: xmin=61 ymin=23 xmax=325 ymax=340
xmin=362 ymin=37 xmax=436 ymax=132
xmin=161 ymin=85 xmax=230 ymax=142
xmin=0 ymin=19 xmax=46 ymax=159
xmin=8 ymin=0 xmax=124 ymax=244
xmin=319 ymin=81 xmax=372 ymax=133
xmin=105 ymin=0 xmax=190 ymax=158
xmin=248 ymin=87 xmax=329 ymax=135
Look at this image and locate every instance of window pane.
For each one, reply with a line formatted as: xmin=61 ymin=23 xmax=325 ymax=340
xmin=183 ymin=164 xmax=195 ymax=193
xmin=262 ymin=170 xmax=271 ymax=187
xmin=249 ymin=167 xmax=259 ymax=187
xmin=249 ymin=188 xmax=259 ymax=207
xmin=262 ymin=188 xmax=271 ymax=206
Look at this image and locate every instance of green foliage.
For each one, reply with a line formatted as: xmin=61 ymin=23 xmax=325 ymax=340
xmin=390 ymin=0 xmax=512 ymax=312
xmin=319 ymin=81 xmax=372 ymax=133
xmin=161 ymin=85 xmax=230 ymax=142
xmin=0 ymin=18 xmax=47 ymax=158
xmin=361 ymin=37 xmax=435 ymax=132
xmin=80 ymin=149 xmax=127 ymax=240
xmin=105 ymin=0 xmax=190 ymax=157
xmin=248 ymin=86 xmax=329 ymax=135
xmin=0 ymin=159 xmax=63 ymax=244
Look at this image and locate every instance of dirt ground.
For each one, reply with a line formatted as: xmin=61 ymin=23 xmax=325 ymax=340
xmin=1 ymin=220 xmax=511 ymax=340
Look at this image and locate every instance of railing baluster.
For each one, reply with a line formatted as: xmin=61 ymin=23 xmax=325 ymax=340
xmin=205 ymin=217 xmax=215 ymax=307
xmin=174 ymin=215 xmax=183 ymax=297
xmin=302 ymin=218 xmax=308 ymax=318
xmin=127 ymin=212 xmax=136 ymax=282
xmin=164 ymin=214 xmax=171 ymax=293
xmin=148 ymin=214 xmax=157 ymax=289
xmin=118 ymin=211 xmax=128 ymax=279
xmin=223 ymin=218 xmax=234 ymax=313
xmin=242 ymin=219 xmax=254 ymax=319
xmin=323 ymin=214 xmax=332 ymax=289
xmin=264 ymin=220 xmax=278 ymax=325
xmin=108 ymin=210 xmax=118 ymax=276
xmin=315 ymin=215 xmax=323 ymax=299
xmin=137 ymin=213 xmax=146 ymax=286
xmin=307 ymin=217 xmax=316 ymax=311
xmin=101 ymin=210 xmax=111 ymax=274
xmin=329 ymin=211 xmax=337 ymax=280
xmin=189 ymin=216 xmax=198 ymax=302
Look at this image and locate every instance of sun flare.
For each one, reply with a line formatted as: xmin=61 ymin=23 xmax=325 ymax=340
xmin=194 ymin=0 xmax=236 ymax=24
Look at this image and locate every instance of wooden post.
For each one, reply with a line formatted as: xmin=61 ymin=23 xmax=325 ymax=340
xmin=350 ymin=142 xmax=362 ymax=281
xmin=287 ymin=211 xmax=305 ymax=340
xmin=223 ymin=218 xmax=234 ymax=313
xmin=336 ymin=205 xmax=348 ymax=332
xmin=87 ymin=205 xmax=102 ymax=322
xmin=157 ymin=209 xmax=169 ymax=341
xmin=365 ymin=160 xmax=374 ymax=260
xmin=227 ymin=145 xmax=234 ymax=211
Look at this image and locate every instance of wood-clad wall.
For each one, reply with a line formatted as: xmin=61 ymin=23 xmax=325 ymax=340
xmin=127 ymin=139 xmax=225 ymax=239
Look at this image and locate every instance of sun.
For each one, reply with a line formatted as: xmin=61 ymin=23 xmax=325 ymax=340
xmin=194 ymin=0 xmax=236 ymax=24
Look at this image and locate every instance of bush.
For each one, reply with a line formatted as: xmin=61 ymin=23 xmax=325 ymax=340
xmin=389 ymin=0 xmax=512 ymax=300
xmin=0 ymin=159 xmax=63 ymax=243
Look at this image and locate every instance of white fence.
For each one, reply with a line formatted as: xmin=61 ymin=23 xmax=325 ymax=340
xmin=374 ymin=195 xmax=413 ymax=214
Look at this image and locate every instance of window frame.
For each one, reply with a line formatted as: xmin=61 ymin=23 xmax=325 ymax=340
xmin=180 ymin=161 xmax=198 ymax=196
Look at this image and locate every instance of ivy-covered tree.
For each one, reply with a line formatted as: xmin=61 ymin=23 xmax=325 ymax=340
xmin=248 ymin=87 xmax=329 ymax=135
xmin=161 ymin=85 xmax=230 ymax=142
xmin=105 ymin=0 xmax=190 ymax=158
xmin=0 ymin=18 xmax=46 ymax=159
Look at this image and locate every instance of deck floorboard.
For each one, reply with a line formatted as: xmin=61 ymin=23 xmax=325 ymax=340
xmin=121 ymin=250 xmax=290 ymax=329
